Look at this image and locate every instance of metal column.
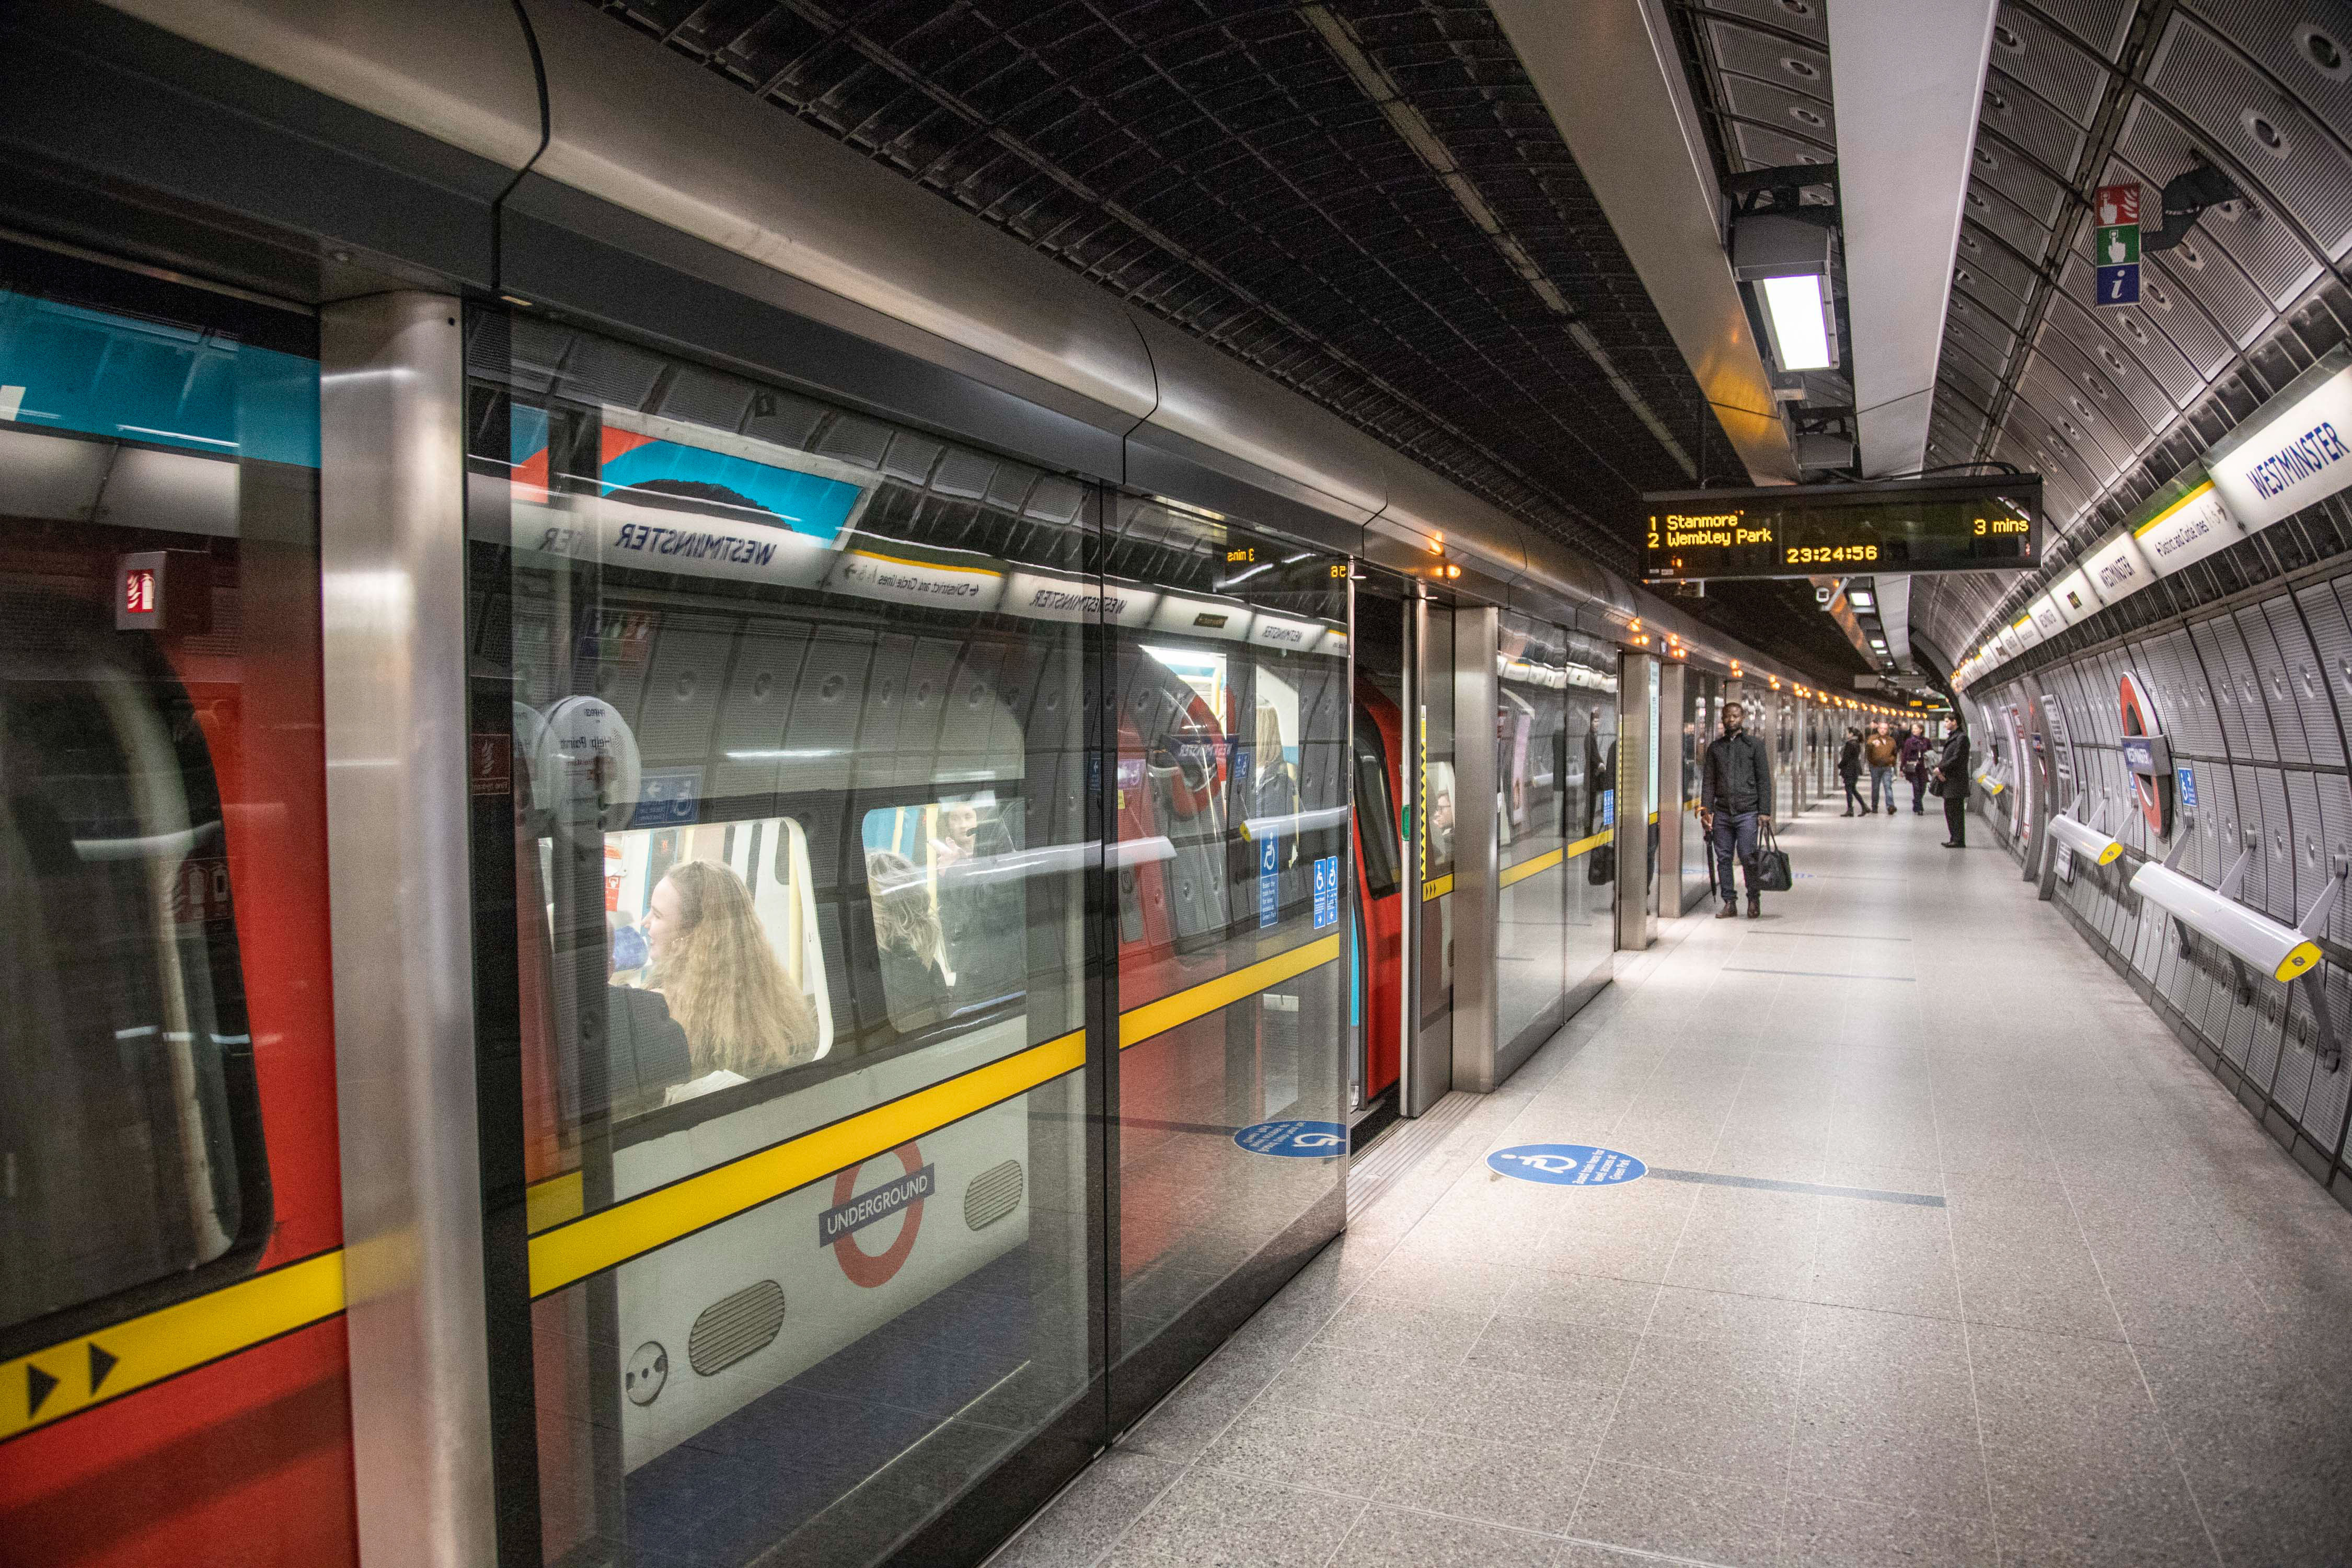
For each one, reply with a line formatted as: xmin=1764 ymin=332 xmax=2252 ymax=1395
xmin=1617 ymin=651 xmax=1657 ymax=952
xmin=1656 ymin=659 xmax=1685 ymax=919
xmin=321 ymin=293 xmax=498 ymax=1568
xmin=1450 ymin=605 xmax=1502 ymax=1091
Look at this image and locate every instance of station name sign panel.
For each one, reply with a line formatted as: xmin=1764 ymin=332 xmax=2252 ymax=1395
xmin=1642 ymin=474 xmax=2043 ymax=583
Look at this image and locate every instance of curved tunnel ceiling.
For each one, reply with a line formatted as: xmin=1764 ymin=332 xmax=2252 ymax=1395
xmin=578 ymin=0 xmax=1872 ymax=677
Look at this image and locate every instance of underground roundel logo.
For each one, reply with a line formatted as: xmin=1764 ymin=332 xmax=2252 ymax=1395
xmin=2117 ymin=672 xmax=2172 ymax=837
xmin=823 ymin=1142 xmax=931 ymax=1288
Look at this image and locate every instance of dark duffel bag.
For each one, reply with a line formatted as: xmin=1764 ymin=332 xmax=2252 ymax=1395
xmin=1755 ymin=825 xmax=1794 ymax=892
xmin=1586 ymin=843 xmax=1616 ymax=885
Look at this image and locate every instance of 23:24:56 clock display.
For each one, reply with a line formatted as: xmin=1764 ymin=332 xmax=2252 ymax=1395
xmin=1641 ymin=474 xmax=2044 ymax=583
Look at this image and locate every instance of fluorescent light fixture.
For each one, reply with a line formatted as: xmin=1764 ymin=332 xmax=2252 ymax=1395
xmin=1847 ymin=589 xmax=1875 ymax=610
xmin=1758 ymin=274 xmax=1834 ymax=372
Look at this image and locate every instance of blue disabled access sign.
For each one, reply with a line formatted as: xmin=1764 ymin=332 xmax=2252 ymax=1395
xmin=1488 ymin=1144 xmax=1646 ymax=1186
xmin=1234 ymin=1120 xmax=1347 ymax=1159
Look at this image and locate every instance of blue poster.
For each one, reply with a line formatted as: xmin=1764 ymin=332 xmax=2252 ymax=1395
xmin=1600 ymin=788 xmax=1616 ymax=829
xmin=1488 ymin=1144 xmax=1646 ymax=1186
xmin=631 ymin=768 xmax=704 ymax=828
xmin=1233 ymin=1120 xmax=1346 ymax=1158
xmin=1258 ymin=835 xmax=1279 ymax=929
xmin=2095 ymin=263 xmax=2140 ymax=306
xmin=2176 ymin=766 xmax=2198 ymax=808
xmin=1312 ymin=855 xmax=1340 ymax=930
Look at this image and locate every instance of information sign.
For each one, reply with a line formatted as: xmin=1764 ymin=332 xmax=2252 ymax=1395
xmin=1233 ymin=1120 xmax=1346 ymax=1159
xmin=1642 ymin=474 xmax=2042 ymax=582
xmin=2094 ymin=182 xmax=2141 ymax=308
xmin=1312 ymin=855 xmax=1340 ymax=930
xmin=1487 ymin=1144 xmax=1647 ymax=1186
xmin=1258 ymin=835 xmax=1279 ymax=929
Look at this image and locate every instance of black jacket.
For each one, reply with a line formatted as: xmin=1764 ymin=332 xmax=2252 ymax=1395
xmin=1837 ymin=738 xmax=1862 ymax=780
xmin=1700 ymin=729 xmax=1773 ymax=815
xmin=1933 ymin=730 xmax=1971 ymax=798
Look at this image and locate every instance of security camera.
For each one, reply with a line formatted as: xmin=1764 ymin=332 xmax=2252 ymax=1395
xmin=1814 ymin=585 xmax=1834 ymax=605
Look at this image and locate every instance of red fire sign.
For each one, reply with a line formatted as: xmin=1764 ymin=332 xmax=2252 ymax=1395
xmin=2093 ymin=183 xmax=2140 ymax=228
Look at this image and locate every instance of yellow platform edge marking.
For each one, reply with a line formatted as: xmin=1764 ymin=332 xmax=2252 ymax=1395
xmin=1499 ymin=847 xmax=1565 ymax=888
xmin=2 ymin=1249 xmax=344 ymax=1444
xmin=528 ymin=1028 xmax=1085 ymax=1297
xmin=1119 ymin=934 xmax=1342 ymax=1052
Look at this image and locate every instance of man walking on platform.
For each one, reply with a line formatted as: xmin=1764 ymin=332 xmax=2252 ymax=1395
xmin=1862 ymin=723 xmax=1900 ymax=816
xmin=1700 ymin=700 xmax=1773 ymax=919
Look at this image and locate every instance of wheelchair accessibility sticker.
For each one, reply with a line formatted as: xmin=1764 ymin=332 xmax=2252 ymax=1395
xmin=1233 ymin=1120 xmax=1347 ymax=1158
xmin=1488 ymin=1143 xmax=1646 ymax=1186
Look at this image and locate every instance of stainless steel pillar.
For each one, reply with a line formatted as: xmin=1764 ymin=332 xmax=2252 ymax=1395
xmin=1451 ymin=605 xmax=1502 ymax=1090
xmin=321 ymin=293 xmax=498 ymax=1568
xmin=1656 ymin=659 xmax=1685 ymax=918
xmin=1617 ymin=652 xmax=1656 ymax=952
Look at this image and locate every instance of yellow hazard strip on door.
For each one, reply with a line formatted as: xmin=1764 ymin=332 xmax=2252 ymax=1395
xmin=1421 ymin=872 xmax=1454 ymax=901
xmin=526 ymin=1029 xmax=1085 ymax=1297
xmin=1 ymin=1249 xmax=345 ymax=1443
xmin=1118 ymin=933 xmax=1343 ymax=1051
xmin=1565 ymin=828 xmax=1613 ymax=859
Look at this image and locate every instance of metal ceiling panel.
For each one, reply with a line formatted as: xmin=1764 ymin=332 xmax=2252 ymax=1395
xmin=2057 ymin=253 xmax=2210 ymax=401
xmin=1704 ymin=19 xmax=1832 ymax=97
xmin=1980 ymin=68 xmax=2088 ymax=175
xmin=1970 ymin=132 xmax=2071 ymax=229
xmin=1719 ymin=72 xmax=1840 ymax=146
xmin=2149 ymin=16 xmax=2352 ymax=265
xmin=1990 ymin=3 xmax=2110 ymax=125
xmin=2042 ymin=291 xmax=2185 ymax=421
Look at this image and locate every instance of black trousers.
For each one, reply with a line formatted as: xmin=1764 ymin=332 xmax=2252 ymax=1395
xmin=1843 ymin=775 xmax=1864 ymax=811
xmin=1944 ymin=793 xmax=1967 ymax=845
xmin=1910 ymin=771 xmax=1929 ymax=812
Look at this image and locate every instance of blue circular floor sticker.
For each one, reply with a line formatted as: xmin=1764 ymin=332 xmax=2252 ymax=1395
xmin=1233 ymin=1120 xmax=1347 ymax=1158
xmin=1488 ymin=1144 xmax=1646 ymax=1186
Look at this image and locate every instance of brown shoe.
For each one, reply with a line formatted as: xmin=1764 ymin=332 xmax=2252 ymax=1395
xmin=1716 ymin=902 xmax=1738 ymax=919
xmin=1746 ymin=896 xmax=1762 ymax=918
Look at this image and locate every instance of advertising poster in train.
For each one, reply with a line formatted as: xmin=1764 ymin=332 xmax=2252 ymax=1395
xmin=504 ymin=404 xmax=881 ymax=590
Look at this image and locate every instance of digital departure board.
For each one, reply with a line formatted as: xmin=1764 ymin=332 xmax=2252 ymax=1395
xmin=1642 ymin=474 xmax=2044 ymax=582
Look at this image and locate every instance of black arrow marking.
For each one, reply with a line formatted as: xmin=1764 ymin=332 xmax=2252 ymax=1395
xmin=89 ymin=1342 xmax=118 ymax=1394
xmin=27 ymin=1363 xmax=58 ymax=1417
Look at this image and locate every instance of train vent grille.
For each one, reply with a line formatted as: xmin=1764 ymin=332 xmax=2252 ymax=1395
xmin=687 ymin=1280 xmax=786 ymax=1376
xmin=964 ymin=1160 xmax=1025 ymax=1231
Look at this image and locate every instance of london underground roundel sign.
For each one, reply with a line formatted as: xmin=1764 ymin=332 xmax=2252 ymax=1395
xmin=2118 ymin=672 xmax=2171 ymax=836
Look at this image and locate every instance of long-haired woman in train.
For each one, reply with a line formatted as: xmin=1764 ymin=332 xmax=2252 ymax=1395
xmin=643 ymin=859 xmax=819 ymax=1086
xmin=867 ymin=849 xmax=953 ymax=1020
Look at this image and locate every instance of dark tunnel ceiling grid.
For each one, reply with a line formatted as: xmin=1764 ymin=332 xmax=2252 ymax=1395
xmin=581 ymin=0 xmax=1871 ymax=678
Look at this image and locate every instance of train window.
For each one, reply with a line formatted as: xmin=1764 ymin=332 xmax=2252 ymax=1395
xmin=0 ymin=244 xmax=317 ymax=1351
xmin=1 ymin=607 xmax=255 ymax=1334
xmin=469 ymin=312 xmax=1098 ymax=1568
xmin=599 ymin=814 xmax=831 ymax=1108
xmin=860 ymin=793 xmax=1026 ymax=1031
xmin=1353 ymin=730 xmax=1401 ymax=897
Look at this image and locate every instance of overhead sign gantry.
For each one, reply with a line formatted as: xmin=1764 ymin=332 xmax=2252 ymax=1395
xmin=1641 ymin=473 xmax=2043 ymax=583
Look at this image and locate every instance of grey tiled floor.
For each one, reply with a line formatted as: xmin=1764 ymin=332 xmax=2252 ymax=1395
xmin=987 ymin=806 xmax=2352 ymax=1567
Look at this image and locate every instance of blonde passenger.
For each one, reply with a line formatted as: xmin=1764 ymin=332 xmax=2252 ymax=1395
xmin=867 ymin=849 xmax=952 ymax=1017
xmin=643 ymin=859 xmax=818 ymax=1083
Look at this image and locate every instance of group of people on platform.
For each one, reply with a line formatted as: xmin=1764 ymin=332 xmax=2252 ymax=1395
xmin=1836 ymin=716 xmax=1971 ymax=845
xmin=1700 ymin=704 xmax=1975 ymax=921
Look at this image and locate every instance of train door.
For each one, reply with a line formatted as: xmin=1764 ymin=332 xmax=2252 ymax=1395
xmin=1405 ymin=597 xmax=1457 ymax=1116
xmin=467 ymin=316 xmax=1103 ymax=1568
xmin=1106 ymin=497 xmax=1351 ymax=1425
xmin=1348 ymin=571 xmax=1409 ymax=1138
xmin=0 ymin=240 xmax=353 ymax=1565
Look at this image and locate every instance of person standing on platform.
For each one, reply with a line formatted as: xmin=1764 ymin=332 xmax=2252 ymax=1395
xmin=1899 ymin=724 xmax=1933 ymax=815
xmin=1932 ymin=716 xmax=1972 ymax=848
xmin=1838 ymin=727 xmax=1865 ymax=816
xmin=1862 ymin=723 xmax=1899 ymax=816
xmin=1700 ymin=699 xmax=1773 ymax=919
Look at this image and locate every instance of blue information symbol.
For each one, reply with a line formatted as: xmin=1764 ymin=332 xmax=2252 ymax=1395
xmin=1233 ymin=1120 xmax=1347 ymax=1159
xmin=2095 ymin=262 xmax=2140 ymax=306
xmin=1312 ymin=854 xmax=1340 ymax=930
xmin=1488 ymin=1144 xmax=1647 ymax=1186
